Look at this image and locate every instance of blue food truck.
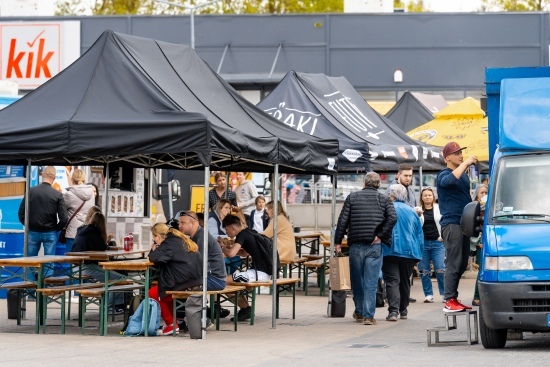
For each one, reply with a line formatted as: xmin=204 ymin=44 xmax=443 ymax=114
xmin=463 ymin=68 xmax=550 ymax=348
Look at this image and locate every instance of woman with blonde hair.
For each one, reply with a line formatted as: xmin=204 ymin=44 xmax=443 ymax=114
xmin=263 ymin=200 xmax=296 ymax=263
xmin=418 ymin=187 xmax=445 ymax=303
xmin=148 ymin=223 xmax=203 ymax=336
xmin=63 ymin=168 xmax=95 ymax=252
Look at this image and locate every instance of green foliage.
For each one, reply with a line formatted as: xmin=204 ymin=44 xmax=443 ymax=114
xmin=480 ymin=0 xmax=549 ymax=11
xmin=407 ymin=0 xmax=427 ymax=12
xmin=56 ymin=0 xmax=344 ymax=15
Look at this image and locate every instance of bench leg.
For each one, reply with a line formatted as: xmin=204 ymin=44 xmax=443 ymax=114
xmin=233 ymin=292 xmax=238 ymax=332
xmin=42 ymin=295 xmax=47 ymax=334
xmin=250 ymin=289 xmax=256 ymax=326
xmin=276 ymin=286 xmax=280 ymax=319
xmin=304 ymin=269 xmax=309 ymax=296
xmin=173 ymin=298 xmax=177 ymax=338
xmin=292 ymin=283 xmax=296 ymax=319
xmin=61 ymin=293 xmax=66 ymax=335
xmin=80 ymin=296 xmax=86 ymax=335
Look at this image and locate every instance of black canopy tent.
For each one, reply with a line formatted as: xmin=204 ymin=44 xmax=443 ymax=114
xmin=385 ymin=91 xmax=448 ymax=133
xmin=0 ymin=31 xmax=339 ymax=336
xmin=257 ymin=71 xmax=445 ymax=172
xmin=0 ymin=31 xmax=338 ymax=174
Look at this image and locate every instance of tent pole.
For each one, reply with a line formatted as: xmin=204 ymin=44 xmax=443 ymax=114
xmin=419 ymin=166 xmax=423 ymax=193
xmin=272 ymin=163 xmax=279 ymax=329
xmin=314 ymin=175 xmax=318 ymax=232
xmin=202 ymin=166 xmax=210 ymax=340
xmin=327 ymin=174 xmax=337 ymax=316
xmin=104 ymin=163 xmax=110 ymax=224
xmin=23 ymin=160 xmax=31 ymax=257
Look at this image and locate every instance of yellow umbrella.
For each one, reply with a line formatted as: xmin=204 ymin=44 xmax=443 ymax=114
xmin=407 ymin=97 xmax=488 ymax=162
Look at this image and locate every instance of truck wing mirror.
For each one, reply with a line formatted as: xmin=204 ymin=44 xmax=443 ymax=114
xmin=461 ymin=201 xmax=481 ymax=237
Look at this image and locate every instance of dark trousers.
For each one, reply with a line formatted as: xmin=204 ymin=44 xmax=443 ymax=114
xmin=442 ymin=224 xmax=470 ymax=301
xmin=382 ymin=256 xmax=416 ymax=315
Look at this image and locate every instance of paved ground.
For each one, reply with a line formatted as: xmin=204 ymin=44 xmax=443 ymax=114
xmin=1 ymin=274 xmax=549 ymax=367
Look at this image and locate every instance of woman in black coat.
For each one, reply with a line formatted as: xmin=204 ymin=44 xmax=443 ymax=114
xmin=148 ymin=222 xmax=203 ymax=336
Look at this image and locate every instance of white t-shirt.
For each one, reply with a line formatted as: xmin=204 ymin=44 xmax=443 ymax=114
xmin=253 ymin=209 xmax=265 ymax=232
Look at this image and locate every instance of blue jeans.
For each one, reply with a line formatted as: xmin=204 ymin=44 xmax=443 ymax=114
xmin=64 ymin=238 xmax=75 ymax=253
xmin=207 ymin=275 xmax=226 ymax=291
xmin=349 ymin=243 xmax=383 ymax=319
xmin=418 ymin=239 xmax=445 ymax=298
xmin=27 ymin=230 xmax=57 ymax=279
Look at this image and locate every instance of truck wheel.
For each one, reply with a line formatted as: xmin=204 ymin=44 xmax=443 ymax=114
xmin=479 ymin=305 xmax=507 ymax=348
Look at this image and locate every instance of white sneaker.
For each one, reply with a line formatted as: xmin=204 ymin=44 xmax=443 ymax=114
xmin=424 ymin=295 xmax=434 ymax=303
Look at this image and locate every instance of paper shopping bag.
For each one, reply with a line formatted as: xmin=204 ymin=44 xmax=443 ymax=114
xmin=329 ymin=256 xmax=351 ymax=290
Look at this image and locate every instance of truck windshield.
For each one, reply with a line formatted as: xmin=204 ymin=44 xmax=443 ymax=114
xmin=491 ymin=154 xmax=550 ymax=221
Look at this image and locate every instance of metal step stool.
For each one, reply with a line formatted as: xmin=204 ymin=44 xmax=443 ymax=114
xmin=427 ymin=310 xmax=479 ymax=346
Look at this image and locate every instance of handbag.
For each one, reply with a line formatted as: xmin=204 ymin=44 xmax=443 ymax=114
xmin=59 ymin=200 xmax=86 ymax=244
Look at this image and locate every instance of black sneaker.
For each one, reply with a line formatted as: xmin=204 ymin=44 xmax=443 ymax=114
xmin=237 ymin=307 xmax=251 ymax=321
xmin=230 ymin=307 xmax=252 ymax=322
xmin=219 ymin=307 xmax=230 ymax=319
xmin=177 ymin=320 xmax=189 ymax=334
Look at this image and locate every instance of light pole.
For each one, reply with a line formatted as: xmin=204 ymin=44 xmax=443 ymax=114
xmin=155 ymin=0 xmax=222 ymax=49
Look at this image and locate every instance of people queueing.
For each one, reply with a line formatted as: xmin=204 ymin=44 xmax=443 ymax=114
xmin=334 ymin=172 xmax=397 ymax=326
xmin=208 ymin=172 xmax=237 ymax=211
xmin=234 ymin=172 xmax=259 ymax=217
xmin=418 ymin=187 xmax=445 ymax=304
xmin=219 ymin=214 xmax=271 ymax=322
xmin=178 ymin=210 xmax=230 ymax=318
xmin=382 ymin=184 xmax=424 ymax=322
xmin=437 ymin=141 xmax=477 ymax=313
xmin=248 ymin=196 xmax=270 ymax=232
xmin=262 ymin=200 xmax=296 ymax=263
xmin=385 ymin=163 xmax=422 ymax=214
xmin=148 ymin=223 xmax=203 ymax=335
xmin=18 ymin=166 xmax=68 ymax=279
xmin=63 ymin=168 xmax=95 ymax=252
xmin=471 ymin=184 xmax=488 ymax=307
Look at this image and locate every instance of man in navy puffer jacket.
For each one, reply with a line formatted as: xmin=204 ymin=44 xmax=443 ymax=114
xmin=335 ymin=172 xmax=397 ymax=326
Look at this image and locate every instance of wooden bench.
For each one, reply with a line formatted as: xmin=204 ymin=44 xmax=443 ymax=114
xmin=44 ymin=275 xmax=92 ymax=285
xmin=166 ymin=285 xmax=246 ymax=335
xmin=303 ymin=259 xmax=327 ymax=296
xmin=228 ymin=278 xmax=300 ymax=325
xmin=0 ymin=281 xmax=37 ymax=325
xmin=75 ymin=283 xmax=145 ymax=335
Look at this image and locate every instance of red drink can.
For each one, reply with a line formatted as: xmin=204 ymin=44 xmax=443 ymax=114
xmin=124 ymin=236 xmax=130 ymax=251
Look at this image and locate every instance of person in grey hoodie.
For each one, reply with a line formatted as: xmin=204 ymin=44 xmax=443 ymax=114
xmin=235 ymin=172 xmax=258 ymax=216
xmin=63 ymin=168 xmax=95 ymax=252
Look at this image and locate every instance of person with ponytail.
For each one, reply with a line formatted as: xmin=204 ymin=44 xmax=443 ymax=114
xmin=148 ymin=223 xmax=203 ymax=336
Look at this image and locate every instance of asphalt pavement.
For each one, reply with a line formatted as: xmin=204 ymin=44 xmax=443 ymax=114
xmin=0 ymin=273 xmax=549 ymax=367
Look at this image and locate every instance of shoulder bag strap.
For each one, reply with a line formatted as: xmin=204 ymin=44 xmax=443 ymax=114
xmin=63 ymin=200 xmax=86 ymax=230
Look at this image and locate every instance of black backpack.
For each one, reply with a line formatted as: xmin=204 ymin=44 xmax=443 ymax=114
xmin=244 ymin=228 xmax=280 ymax=277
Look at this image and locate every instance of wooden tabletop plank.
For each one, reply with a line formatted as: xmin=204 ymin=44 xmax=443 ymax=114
xmin=99 ymin=258 xmax=154 ymax=271
xmin=294 ymin=233 xmax=322 ymax=240
xmin=66 ymin=249 xmax=148 ymax=261
xmin=0 ymin=255 xmax=88 ymax=267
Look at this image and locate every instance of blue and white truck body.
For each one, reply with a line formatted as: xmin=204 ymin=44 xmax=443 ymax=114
xmin=463 ymin=69 xmax=550 ymax=348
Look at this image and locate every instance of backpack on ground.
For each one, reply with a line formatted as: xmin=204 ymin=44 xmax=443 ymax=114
xmin=123 ymin=298 xmax=161 ymax=336
xmin=120 ymin=294 xmax=142 ymax=334
xmin=244 ymin=228 xmax=280 ymax=276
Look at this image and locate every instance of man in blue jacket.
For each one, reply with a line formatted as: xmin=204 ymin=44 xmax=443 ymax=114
xmin=335 ymin=172 xmax=397 ymax=326
xmin=437 ymin=142 xmax=477 ymax=313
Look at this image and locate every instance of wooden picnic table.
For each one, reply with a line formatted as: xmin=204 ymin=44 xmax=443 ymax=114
xmin=0 ymin=255 xmax=87 ymax=333
xmin=97 ymin=258 xmax=155 ymax=336
xmin=294 ymin=233 xmax=323 ymax=257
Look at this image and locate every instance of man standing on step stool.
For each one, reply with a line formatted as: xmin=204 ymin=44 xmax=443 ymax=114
xmin=436 ymin=142 xmax=477 ymax=313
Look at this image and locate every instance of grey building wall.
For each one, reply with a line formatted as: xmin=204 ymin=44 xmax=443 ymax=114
xmin=5 ymin=12 xmax=549 ymax=98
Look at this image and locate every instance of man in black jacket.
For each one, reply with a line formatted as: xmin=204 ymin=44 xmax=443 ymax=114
xmin=18 ymin=166 xmax=68 ymax=278
xmin=335 ymin=172 xmax=397 ymax=326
